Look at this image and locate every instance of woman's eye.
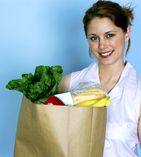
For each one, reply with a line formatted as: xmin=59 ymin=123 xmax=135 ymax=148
xmin=106 ymin=33 xmax=115 ymax=39
xmin=89 ymin=36 xmax=98 ymax=41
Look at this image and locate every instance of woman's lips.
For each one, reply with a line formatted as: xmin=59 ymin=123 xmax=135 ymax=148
xmin=99 ymin=50 xmax=114 ymax=58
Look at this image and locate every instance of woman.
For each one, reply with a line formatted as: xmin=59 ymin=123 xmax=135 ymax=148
xmin=59 ymin=0 xmax=141 ymax=156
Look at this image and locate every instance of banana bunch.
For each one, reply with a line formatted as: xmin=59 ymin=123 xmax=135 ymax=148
xmin=71 ymin=88 xmax=111 ymax=107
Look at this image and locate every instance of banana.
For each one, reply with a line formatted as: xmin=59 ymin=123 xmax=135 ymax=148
xmin=72 ymin=88 xmax=107 ymax=105
xmin=72 ymin=94 xmax=106 ymax=104
xmin=75 ymin=99 xmax=99 ymax=107
xmin=92 ymin=97 xmax=111 ymax=107
xmin=73 ymin=88 xmax=107 ymax=95
xmin=71 ymin=87 xmax=111 ymax=107
xmin=75 ymin=96 xmax=111 ymax=107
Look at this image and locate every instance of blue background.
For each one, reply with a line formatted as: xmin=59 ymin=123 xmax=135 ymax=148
xmin=0 ymin=0 xmax=141 ymax=156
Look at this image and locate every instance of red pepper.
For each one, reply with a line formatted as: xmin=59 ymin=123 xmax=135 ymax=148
xmin=44 ymin=96 xmax=65 ymax=105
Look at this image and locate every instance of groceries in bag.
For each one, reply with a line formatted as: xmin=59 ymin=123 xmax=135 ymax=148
xmin=55 ymin=87 xmax=111 ymax=107
xmin=6 ymin=65 xmax=111 ymax=107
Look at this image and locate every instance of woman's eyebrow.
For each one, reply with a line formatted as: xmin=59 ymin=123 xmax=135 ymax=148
xmin=105 ymin=31 xmax=117 ymax=34
xmin=87 ymin=33 xmax=97 ymax=37
xmin=88 ymin=31 xmax=117 ymax=36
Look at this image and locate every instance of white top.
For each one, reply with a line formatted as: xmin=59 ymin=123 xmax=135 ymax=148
xmin=69 ymin=61 xmax=141 ymax=157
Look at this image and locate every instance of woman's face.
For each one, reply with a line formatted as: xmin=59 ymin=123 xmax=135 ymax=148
xmin=87 ymin=17 xmax=130 ymax=66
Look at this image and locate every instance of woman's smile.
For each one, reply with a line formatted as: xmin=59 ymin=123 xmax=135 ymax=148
xmin=98 ymin=50 xmax=114 ymax=58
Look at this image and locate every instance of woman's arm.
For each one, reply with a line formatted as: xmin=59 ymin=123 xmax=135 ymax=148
xmin=138 ymin=102 xmax=141 ymax=143
xmin=58 ymin=74 xmax=71 ymax=93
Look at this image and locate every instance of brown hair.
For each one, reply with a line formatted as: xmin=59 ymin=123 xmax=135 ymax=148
xmin=83 ymin=0 xmax=134 ymax=54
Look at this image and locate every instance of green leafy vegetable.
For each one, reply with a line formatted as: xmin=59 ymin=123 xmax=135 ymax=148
xmin=6 ymin=65 xmax=63 ymax=103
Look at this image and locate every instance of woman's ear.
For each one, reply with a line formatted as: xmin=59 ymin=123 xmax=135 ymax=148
xmin=125 ymin=26 xmax=131 ymax=41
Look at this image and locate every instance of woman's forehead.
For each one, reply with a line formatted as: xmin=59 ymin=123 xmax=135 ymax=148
xmin=87 ymin=17 xmax=121 ymax=34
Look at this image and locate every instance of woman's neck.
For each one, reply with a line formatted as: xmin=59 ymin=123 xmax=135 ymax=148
xmin=98 ymin=61 xmax=125 ymax=92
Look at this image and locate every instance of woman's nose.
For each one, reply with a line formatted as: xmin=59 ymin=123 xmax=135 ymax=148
xmin=98 ymin=38 xmax=107 ymax=49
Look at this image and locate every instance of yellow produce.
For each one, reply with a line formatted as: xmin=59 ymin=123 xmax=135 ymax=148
xmin=72 ymin=88 xmax=107 ymax=105
xmin=94 ymin=97 xmax=111 ymax=107
xmin=72 ymin=87 xmax=111 ymax=107
xmin=75 ymin=96 xmax=111 ymax=107
xmin=76 ymin=99 xmax=99 ymax=107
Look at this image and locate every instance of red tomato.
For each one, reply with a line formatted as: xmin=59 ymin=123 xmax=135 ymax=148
xmin=44 ymin=96 xmax=65 ymax=105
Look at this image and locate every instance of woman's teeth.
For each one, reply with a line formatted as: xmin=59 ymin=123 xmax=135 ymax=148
xmin=99 ymin=50 xmax=113 ymax=57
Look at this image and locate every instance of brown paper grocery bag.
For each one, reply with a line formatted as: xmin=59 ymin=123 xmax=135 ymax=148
xmin=14 ymin=96 xmax=106 ymax=157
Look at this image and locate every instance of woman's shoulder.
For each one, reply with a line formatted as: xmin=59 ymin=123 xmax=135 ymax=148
xmin=69 ymin=62 xmax=99 ymax=90
xmin=58 ymin=62 xmax=97 ymax=93
xmin=123 ymin=62 xmax=141 ymax=91
xmin=71 ymin=62 xmax=97 ymax=78
xmin=126 ymin=62 xmax=141 ymax=84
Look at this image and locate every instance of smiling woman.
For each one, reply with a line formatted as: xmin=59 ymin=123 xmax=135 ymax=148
xmin=1 ymin=0 xmax=141 ymax=157
xmin=86 ymin=17 xmax=130 ymax=67
xmin=59 ymin=1 xmax=141 ymax=157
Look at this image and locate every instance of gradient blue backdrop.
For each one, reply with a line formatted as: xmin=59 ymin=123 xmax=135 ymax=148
xmin=0 ymin=0 xmax=141 ymax=156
